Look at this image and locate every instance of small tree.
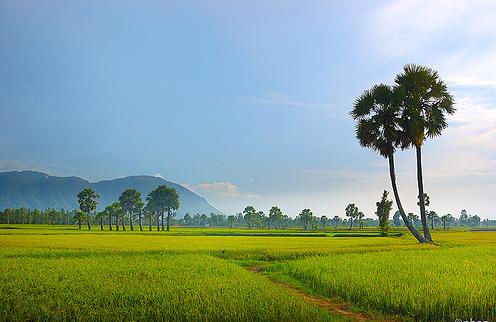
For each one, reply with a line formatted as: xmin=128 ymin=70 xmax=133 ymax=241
xmin=228 ymin=215 xmax=236 ymax=229
xmin=243 ymin=206 xmax=256 ymax=229
xmin=376 ymin=190 xmax=393 ymax=236
xmin=298 ymin=209 xmax=313 ymax=230
xmin=345 ymin=203 xmax=359 ymax=230
xmin=77 ymin=188 xmax=99 ymax=230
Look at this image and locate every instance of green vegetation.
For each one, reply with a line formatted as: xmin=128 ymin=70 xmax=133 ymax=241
xmin=1 ymin=225 xmax=495 ymax=321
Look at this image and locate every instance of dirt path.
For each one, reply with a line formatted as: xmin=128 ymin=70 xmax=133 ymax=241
xmin=249 ymin=266 xmax=402 ymax=322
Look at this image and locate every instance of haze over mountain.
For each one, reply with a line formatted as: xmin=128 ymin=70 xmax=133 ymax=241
xmin=0 ymin=171 xmax=221 ymax=217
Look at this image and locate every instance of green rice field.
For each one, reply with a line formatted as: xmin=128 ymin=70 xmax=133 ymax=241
xmin=1 ymin=225 xmax=495 ymax=321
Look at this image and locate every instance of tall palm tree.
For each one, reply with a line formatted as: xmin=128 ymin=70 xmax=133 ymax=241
xmin=351 ymin=84 xmax=428 ymax=243
xmin=395 ymin=64 xmax=455 ymax=242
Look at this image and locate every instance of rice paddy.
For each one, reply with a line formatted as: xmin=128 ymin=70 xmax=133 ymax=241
xmin=1 ymin=225 xmax=495 ymax=321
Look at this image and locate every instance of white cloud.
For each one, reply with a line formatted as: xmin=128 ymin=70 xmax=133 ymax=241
xmin=371 ymin=0 xmax=496 ymax=88
xmin=184 ymin=182 xmax=261 ymax=199
xmin=153 ymin=173 xmax=164 ymax=179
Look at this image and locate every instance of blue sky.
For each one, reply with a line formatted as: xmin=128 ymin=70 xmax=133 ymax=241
xmin=1 ymin=1 xmax=495 ymax=218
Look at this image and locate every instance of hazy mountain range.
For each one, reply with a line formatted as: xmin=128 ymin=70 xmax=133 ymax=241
xmin=0 ymin=171 xmax=221 ymax=217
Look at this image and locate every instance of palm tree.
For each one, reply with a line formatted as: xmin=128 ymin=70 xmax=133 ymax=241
xmin=298 ymin=209 xmax=314 ymax=230
xmin=345 ymin=203 xmax=358 ymax=230
xmin=351 ymin=83 xmax=428 ymax=243
xmin=146 ymin=185 xmax=180 ymax=232
xmin=395 ymin=64 xmax=455 ymax=242
xmin=77 ymin=188 xmax=99 ymax=230
xmin=119 ymin=189 xmax=142 ymax=232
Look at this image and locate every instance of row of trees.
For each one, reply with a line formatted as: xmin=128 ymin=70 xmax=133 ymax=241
xmin=351 ymin=64 xmax=455 ymax=243
xmin=0 ymin=204 xmax=489 ymax=229
xmin=75 ymin=185 xmax=179 ymax=231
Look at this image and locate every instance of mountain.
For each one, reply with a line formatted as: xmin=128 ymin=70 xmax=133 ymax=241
xmin=0 ymin=171 xmax=221 ymax=217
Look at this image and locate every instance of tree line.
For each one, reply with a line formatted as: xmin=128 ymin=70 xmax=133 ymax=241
xmin=75 ymin=185 xmax=179 ymax=231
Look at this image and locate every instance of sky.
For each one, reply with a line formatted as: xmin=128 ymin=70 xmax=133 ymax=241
xmin=1 ymin=0 xmax=495 ymax=219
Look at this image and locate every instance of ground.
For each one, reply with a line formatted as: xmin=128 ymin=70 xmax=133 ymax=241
xmin=1 ymin=225 xmax=495 ymax=321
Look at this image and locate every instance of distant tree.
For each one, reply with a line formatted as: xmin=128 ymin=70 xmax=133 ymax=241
xmin=146 ymin=185 xmax=179 ymax=232
xmin=95 ymin=210 xmax=105 ymax=230
xmin=320 ymin=215 xmax=328 ymax=228
xmin=256 ymin=210 xmax=266 ymax=229
xmin=200 ymin=214 xmax=208 ymax=227
xmin=268 ymin=206 xmax=282 ymax=229
xmin=77 ymin=188 xmax=99 ymax=230
xmin=441 ymin=214 xmax=450 ymax=229
xmin=243 ymin=206 xmax=257 ymax=229
xmin=298 ymin=209 xmax=314 ymax=230
xmin=228 ymin=215 xmax=236 ymax=229
xmin=408 ymin=213 xmax=420 ymax=227
xmin=376 ymin=190 xmax=393 ymax=236
xmin=119 ymin=189 xmax=143 ymax=232
xmin=468 ymin=214 xmax=481 ymax=227
xmin=104 ymin=203 xmax=120 ymax=231
xmin=143 ymin=202 xmax=154 ymax=231
xmin=358 ymin=212 xmax=365 ymax=229
xmin=74 ymin=210 xmax=86 ymax=229
xmin=183 ymin=213 xmax=192 ymax=226
xmin=332 ymin=215 xmax=341 ymax=228
xmin=47 ymin=208 xmax=60 ymax=225
xmin=395 ymin=64 xmax=455 ymax=242
xmin=393 ymin=211 xmax=402 ymax=227
xmin=345 ymin=204 xmax=359 ymax=230
xmin=459 ymin=209 xmax=469 ymax=226
xmin=427 ymin=211 xmax=438 ymax=230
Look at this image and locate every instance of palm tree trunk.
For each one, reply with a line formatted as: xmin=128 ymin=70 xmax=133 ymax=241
xmin=166 ymin=211 xmax=171 ymax=231
xmin=87 ymin=213 xmax=91 ymax=230
xmin=121 ymin=218 xmax=126 ymax=231
xmin=139 ymin=215 xmax=143 ymax=231
xmin=388 ymin=154 xmax=428 ymax=243
xmin=129 ymin=212 xmax=134 ymax=231
xmin=149 ymin=216 xmax=152 ymax=231
xmin=116 ymin=217 xmax=119 ymax=231
xmin=109 ymin=215 xmax=112 ymax=231
xmin=78 ymin=221 xmax=81 ymax=229
xmin=349 ymin=218 xmax=353 ymax=230
xmin=415 ymin=146 xmax=432 ymax=242
xmin=161 ymin=212 xmax=165 ymax=231
xmin=100 ymin=218 xmax=104 ymax=230
xmin=156 ymin=213 xmax=160 ymax=231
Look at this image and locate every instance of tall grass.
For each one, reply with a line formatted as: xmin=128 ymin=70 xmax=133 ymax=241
xmin=273 ymin=245 xmax=496 ymax=321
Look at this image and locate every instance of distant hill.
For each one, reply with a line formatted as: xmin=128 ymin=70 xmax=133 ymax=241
xmin=0 ymin=171 xmax=221 ymax=217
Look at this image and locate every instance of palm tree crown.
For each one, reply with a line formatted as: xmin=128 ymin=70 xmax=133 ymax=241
xmin=351 ymin=84 xmax=407 ymax=157
xmin=395 ymin=64 xmax=455 ymax=146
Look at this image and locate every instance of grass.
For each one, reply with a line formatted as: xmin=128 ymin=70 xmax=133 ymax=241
xmin=1 ymin=224 xmax=495 ymax=321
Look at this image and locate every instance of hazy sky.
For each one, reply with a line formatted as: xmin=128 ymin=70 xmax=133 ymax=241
xmin=1 ymin=1 xmax=495 ymax=219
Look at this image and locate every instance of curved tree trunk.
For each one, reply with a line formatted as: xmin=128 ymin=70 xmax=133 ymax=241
xmin=388 ymin=154 xmax=429 ymax=243
xmin=415 ymin=146 xmax=432 ymax=242
xmin=139 ymin=214 xmax=143 ymax=231
xmin=121 ymin=218 xmax=126 ymax=231
xmin=100 ymin=218 xmax=104 ymax=230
